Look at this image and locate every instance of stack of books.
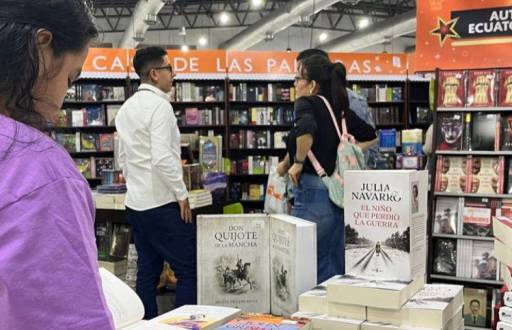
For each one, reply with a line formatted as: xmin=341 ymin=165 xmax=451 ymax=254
xmin=295 ymin=277 xmax=464 ymax=330
xmin=188 ymin=189 xmax=213 ymax=209
xmin=493 ymin=214 xmax=512 ymax=329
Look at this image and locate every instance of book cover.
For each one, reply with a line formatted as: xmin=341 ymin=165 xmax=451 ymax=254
xmin=344 ymin=170 xmax=428 ymax=281
xmin=81 ymin=84 xmax=101 ymax=102
xmin=86 ymin=105 xmax=105 ymax=126
xmin=471 ymin=113 xmax=499 ymax=151
xmin=438 ymin=70 xmax=465 ymax=107
xmin=462 ymin=198 xmax=496 ymax=237
xmin=55 ymin=133 xmax=78 ymax=152
xmin=471 ymin=241 xmax=497 ymax=280
xmin=197 ymin=215 xmax=271 ymax=313
xmin=435 ymin=156 xmax=469 ymax=193
xmin=433 ymin=197 xmax=459 ymax=235
xmin=463 ymin=288 xmax=488 ymax=327
xmin=95 ymin=158 xmax=114 ymax=179
xmin=273 ymin=132 xmax=287 ymax=149
xmin=107 ymin=105 xmax=122 ymax=127
xmin=256 ymin=131 xmax=269 ymax=149
xmin=99 ymin=134 xmax=114 ymax=151
xmin=269 ymin=215 xmax=316 ymax=316
xmin=110 ymin=224 xmax=131 ymax=259
xmin=71 ymin=109 xmax=85 ymax=127
xmin=432 ymin=238 xmax=457 ymax=276
xmin=468 ymin=156 xmax=505 ymax=194
xmin=437 ymin=113 xmax=463 ymax=150
xmin=499 ymin=69 xmax=512 ymax=107
xmin=199 ymin=135 xmax=222 ymax=173
xmin=80 ymin=133 xmax=99 ymax=151
xmin=75 ymin=158 xmax=92 ymax=179
xmin=216 ymin=313 xmax=310 ymax=329
xmin=185 ymin=108 xmax=200 ymax=125
xmin=502 ymin=115 xmax=512 ymax=151
xmin=467 ymin=70 xmax=496 ymax=107
xmin=154 ymin=305 xmax=242 ymax=330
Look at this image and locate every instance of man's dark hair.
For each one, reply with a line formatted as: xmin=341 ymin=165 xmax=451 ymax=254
xmin=470 ymin=299 xmax=481 ymax=307
xmin=0 ymin=0 xmax=98 ymax=129
xmin=297 ymin=48 xmax=329 ymax=62
xmin=133 ymin=47 xmax=168 ymax=81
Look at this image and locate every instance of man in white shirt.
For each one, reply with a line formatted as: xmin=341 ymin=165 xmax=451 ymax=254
xmin=115 ymin=47 xmax=195 ymax=318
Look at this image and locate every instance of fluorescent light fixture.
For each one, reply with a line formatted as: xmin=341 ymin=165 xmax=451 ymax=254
xmin=319 ymin=32 xmax=328 ymax=42
xmin=133 ymin=32 xmax=145 ymax=42
xmin=219 ymin=12 xmax=230 ymax=24
xmin=198 ymin=36 xmax=208 ymax=46
xmin=144 ymin=13 xmax=158 ymax=25
xmin=358 ymin=17 xmax=370 ymax=29
xmin=251 ymin=0 xmax=264 ymax=8
xmin=181 ymin=44 xmax=189 ymax=52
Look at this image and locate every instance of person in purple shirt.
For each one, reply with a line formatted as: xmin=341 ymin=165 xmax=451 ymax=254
xmin=0 ymin=1 xmax=114 ymax=329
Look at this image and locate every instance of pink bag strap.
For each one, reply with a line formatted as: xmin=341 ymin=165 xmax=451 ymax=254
xmin=306 ymin=95 xmax=353 ymax=177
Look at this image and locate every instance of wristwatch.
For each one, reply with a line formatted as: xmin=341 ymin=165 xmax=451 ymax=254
xmin=294 ymin=156 xmax=305 ymax=164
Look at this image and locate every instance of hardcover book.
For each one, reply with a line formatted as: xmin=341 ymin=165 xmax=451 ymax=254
xmin=95 ymin=158 xmax=114 ymax=179
xmin=499 ymin=69 xmax=512 ymax=107
xmin=471 ymin=113 xmax=500 ymax=151
xmin=107 ymin=105 xmax=122 ymax=127
xmin=75 ymin=158 xmax=92 ymax=179
xmin=438 ymin=70 xmax=465 ymax=108
xmin=86 ymin=105 xmax=105 ymax=126
xmin=344 ymin=170 xmax=428 ymax=281
xmin=80 ymin=133 xmax=99 ymax=151
xmin=463 ymin=287 xmax=488 ymax=328
xmin=432 ymin=238 xmax=457 ymax=276
xmin=269 ymin=214 xmax=316 ymax=316
xmin=197 ymin=214 xmax=271 ymax=313
xmin=467 ymin=156 xmax=505 ymax=194
xmin=99 ymin=134 xmax=114 ymax=151
xmin=436 ymin=113 xmax=463 ymax=150
xmin=199 ymin=135 xmax=222 ymax=174
xmin=466 ymin=70 xmax=496 ymax=107
xmin=433 ymin=197 xmax=459 ymax=235
xmin=462 ymin=198 xmax=497 ymax=237
xmin=435 ymin=156 xmax=469 ymax=193
xmin=471 ymin=241 xmax=497 ymax=280
xmin=502 ymin=115 xmax=512 ymax=151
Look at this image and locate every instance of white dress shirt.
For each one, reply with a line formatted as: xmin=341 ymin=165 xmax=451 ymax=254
xmin=115 ymin=83 xmax=188 ymax=211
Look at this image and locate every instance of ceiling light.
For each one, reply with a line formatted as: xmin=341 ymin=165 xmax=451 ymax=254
xmin=179 ymin=26 xmax=186 ymax=36
xmin=219 ymin=12 xmax=230 ymax=25
xmin=319 ymin=32 xmax=328 ymax=43
xmin=251 ymin=0 xmax=264 ymax=8
xmin=181 ymin=44 xmax=189 ymax=52
xmin=297 ymin=15 xmax=312 ymax=26
xmin=264 ymin=31 xmax=275 ymax=42
xmin=198 ymin=36 xmax=208 ymax=46
xmin=133 ymin=32 xmax=145 ymax=42
xmin=144 ymin=13 xmax=158 ymax=25
xmin=286 ymin=47 xmax=292 ymax=53
xmin=358 ymin=17 xmax=370 ymax=29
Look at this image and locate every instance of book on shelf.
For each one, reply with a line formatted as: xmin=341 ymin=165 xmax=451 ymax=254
xmin=79 ymin=84 xmax=103 ymax=102
xmin=100 ymin=268 xmax=241 ymax=330
xmin=466 ymin=69 xmax=497 ymax=107
xmin=437 ymin=113 xmax=464 ymax=151
xmin=255 ymin=131 xmax=271 ymax=149
xmin=101 ymin=86 xmax=125 ymax=101
xmin=80 ymin=133 xmax=99 ymax=151
xmin=99 ymin=134 xmax=114 ymax=151
xmin=471 ymin=241 xmax=498 ymax=280
xmin=378 ymin=129 xmax=398 ymax=152
xmin=503 ymin=116 xmax=512 ymax=151
xmin=85 ymin=105 xmax=106 ymax=126
xmin=499 ymin=69 xmax=512 ymax=107
xmin=468 ymin=156 xmax=505 ymax=194
xmin=344 ymin=170 xmax=428 ymax=282
xmin=471 ymin=113 xmax=500 ymax=151
xmin=432 ymin=238 xmax=457 ymax=276
xmin=433 ymin=197 xmax=459 ymax=235
xmin=463 ymin=287 xmax=488 ymax=328
xmin=107 ymin=105 xmax=122 ymax=127
xmin=462 ymin=197 xmax=498 ymax=237
xmin=173 ymin=83 xmax=224 ymax=102
xmin=325 ymin=275 xmax=425 ymax=310
xmin=273 ymin=131 xmax=288 ymax=149
xmin=435 ymin=156 xmax=469 ymax=193
xmin=199 ymin=135 xmax=223 ymax=173
xmin=75 ymin=158 xmax=93 ymax=179
xmin=438 ymin=70 xmax=465 ymax=108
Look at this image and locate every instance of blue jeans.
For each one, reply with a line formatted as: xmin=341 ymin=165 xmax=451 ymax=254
xmin=292 ymin=173 xmax=344 ymax=283
xmin=126 ymin=202 xmax=197 ymax=319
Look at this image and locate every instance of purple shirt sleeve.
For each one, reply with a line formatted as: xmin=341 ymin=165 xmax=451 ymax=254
xmin=0 ymin=177 xmax=114 ymax=330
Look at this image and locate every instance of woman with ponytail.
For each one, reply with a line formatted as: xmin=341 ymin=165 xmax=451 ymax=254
xmin=0 ymin=1 xmax=114 ymax=328
xmin=277 ymin=54 xmax=377 ymax=282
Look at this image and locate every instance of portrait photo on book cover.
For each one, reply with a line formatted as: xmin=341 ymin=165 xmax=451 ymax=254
xmin=411 ymin=181 xmax=419 ymax=214
xmin=463 ymin=288 xmax=488 ymax=327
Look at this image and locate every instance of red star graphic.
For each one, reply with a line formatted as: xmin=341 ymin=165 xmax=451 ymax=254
xmin=431 ymin=17 xmax=460 ymax=46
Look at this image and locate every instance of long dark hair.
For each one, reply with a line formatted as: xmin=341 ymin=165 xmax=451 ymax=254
xmin=299 ymin=54 xmax=350 ymax=117
xmin=0 ymin=0 xmax=98 ymax=129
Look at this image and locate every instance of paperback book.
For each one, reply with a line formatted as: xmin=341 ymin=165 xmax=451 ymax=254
xmin=435 ymin=156 xmax=469 ymax=193
xmin=467 ymin=156 xmax=505 ymax=194
xmin=471 ymin=113 xmax=500 ymax=151
xmin=432 ymin=238 xmax=457 ymax=276
xmin=433 ymin=197 xmax=459 ymax=235
xmin=466 ymin=69 xmax=496 ymax=107
xmin=499 ymin=69 xmax=512 ymax=107
xmin=438 ymin=70 xmax=465 ymax=108
xmin=436 ymin=113 xmax=463 ymax=150
xmin=463 ymin=287 xmax=488 ymax=328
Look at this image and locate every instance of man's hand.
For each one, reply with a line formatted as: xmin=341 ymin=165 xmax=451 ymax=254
xmin=288 ymin=163 xmax=303 ymax=186
xmin=178 ymin=198 xmax=192 ymax=223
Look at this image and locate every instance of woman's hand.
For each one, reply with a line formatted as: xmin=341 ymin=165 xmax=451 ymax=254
xmin=288 ymin=163 xmax=304 ymax=186
xmin=276 ymin=160 xmax=290 ymax=177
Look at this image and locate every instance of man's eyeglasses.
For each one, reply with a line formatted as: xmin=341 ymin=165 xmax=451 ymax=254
xmin=294 ymin=76 xmax=308 ymax=83
xmin=152 ymin=65 xmax=175 ymax=78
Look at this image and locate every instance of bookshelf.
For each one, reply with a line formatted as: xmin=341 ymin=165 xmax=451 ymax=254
xmin=428 ymin=68 xmax=512 ymax=329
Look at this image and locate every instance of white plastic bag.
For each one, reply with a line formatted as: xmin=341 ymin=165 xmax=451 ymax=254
xmin=264 ymin=167 xmax=288 ymax=214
